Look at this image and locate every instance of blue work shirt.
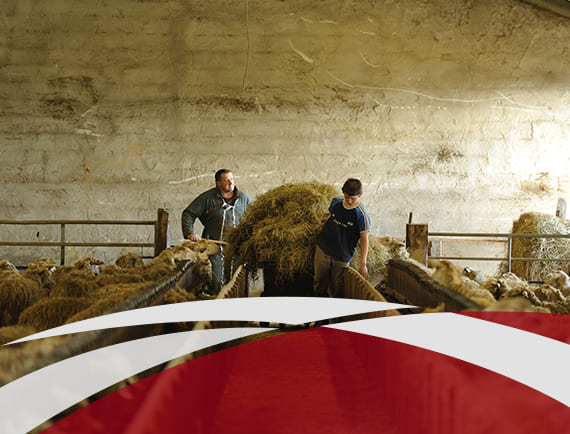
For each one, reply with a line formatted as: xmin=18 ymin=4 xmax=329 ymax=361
xmin=317 ymin=196 xmax=371 ymax=263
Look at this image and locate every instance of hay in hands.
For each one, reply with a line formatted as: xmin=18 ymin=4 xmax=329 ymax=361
xmin=503 ymin=212 xmax=570 ymax=281
xmin=224 ymin=182 xmax=339 ymax=283
xmin=350 ymin=235 xmax=409 ymax=286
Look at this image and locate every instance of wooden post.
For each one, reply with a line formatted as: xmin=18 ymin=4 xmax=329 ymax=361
xmin=155 ymin=208 xmax=169 ymax=256
xmin=60 ymin=223 xmax=66 ymax=265
xmin=406 ymin=215 xmax=428 ymax=266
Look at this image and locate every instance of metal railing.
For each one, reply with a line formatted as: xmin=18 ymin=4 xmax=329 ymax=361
xmin=0 ymin=208 xmax=169 ymax=266
xmin=428 ymin=231 xmax=570 ymax=273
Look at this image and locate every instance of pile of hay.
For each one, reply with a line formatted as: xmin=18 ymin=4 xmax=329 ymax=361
xmin=350 ymin=235 xmax=409 ymax=286
xmin=224 ymin=182 xmax=339 ymax=283
xmin=504 ymin=212 xmax=570 ymax=281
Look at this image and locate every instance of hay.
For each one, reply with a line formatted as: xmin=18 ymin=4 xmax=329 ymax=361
xmin=224 ymin=182 xmax=339 ymax=283
xmin=350 ymin=235 xmax=408 ymax=285
xmin=503 ymin=212 xmax=570 ymax=281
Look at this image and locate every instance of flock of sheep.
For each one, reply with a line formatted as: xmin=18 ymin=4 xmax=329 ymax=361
xmin=2 ymin=236 xmax=569 ymax=350
xmin=426 ymin=258 xmax=570 ymax=313
xmin=0 ymin=240 xmax=218 ymax=346
xmin=349 ymin=232 xmax=570 ymax=313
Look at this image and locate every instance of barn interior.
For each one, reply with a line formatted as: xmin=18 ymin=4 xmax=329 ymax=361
xmin=0 ymin=1 xmax=569 ymax=430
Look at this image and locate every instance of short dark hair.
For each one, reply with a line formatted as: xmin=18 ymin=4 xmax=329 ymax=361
xmin=215 ymin=169 xmax=232 ymax=182
xmin=342 ymin=178 xmax=362 ymax=196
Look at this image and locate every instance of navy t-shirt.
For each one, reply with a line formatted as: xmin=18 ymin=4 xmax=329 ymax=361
xmin=317 ymin=196 xmax=371 ymax=262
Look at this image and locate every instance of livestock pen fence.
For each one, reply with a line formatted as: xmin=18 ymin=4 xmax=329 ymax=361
xmin=0 ymin=208 xmax=170 ymax=268
xmin=429 ymin=231 xmax=570 ymax=272
xmin=406 ymin=222 xmax=570 ymax=280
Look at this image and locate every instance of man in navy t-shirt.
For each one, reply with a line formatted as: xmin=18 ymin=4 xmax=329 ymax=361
xmin=314 ymin=178 xmax=371 ymax=298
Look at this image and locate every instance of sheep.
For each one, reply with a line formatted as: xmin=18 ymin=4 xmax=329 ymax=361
xmin=462 ymin=266 xmax=486 ymax=285
xmin=95 ymin=265 xmax=146 ymax=286
xmin=428 ymin=259 xmax=496 ymax=308
xmin=378 ymin=236 xmax=408 ymax=259
xmin=0 ymin=260 xmax=18 ymax=271
xmin=115 ymin=252 xmax=145 ymax=269
xmin=487 ymin=270 xmax=570 ymax=314
xmin=499 ymin=286 xmax=543 ymax=306
xmin=540 ymin=300 xmax=570 ymax=314
xmin=544 ymin=270 xmax=570 ymax=297
xmin=480 ymin=272 xmax=532 ymax=300
xmin=0 ymin=324 xmax=37 ymax=346
xmin=498 ymin=272 xmax=529 ymax=289
xmin=50 ymin=257 xmax=105 ymax=298
xmin=52 ymin=256 xmax=104 ymax=280
xmin=65 ymin=287 xmax=146 ymax=324
xmin=21 ymin=258 xmax=56 ymax=293
xmin=0 ymin=259 xmax=59 ymax=328
xmin=533 ymin=284 xmax=567 ymax=303
xmin=50 ymin=271 xmax=98 ymax=298
xmin=0 ymin=268 xmax=45 ymax=327
xmin=87 ymin=282 xmax=147 ymax=300
xmin=479 ymin=278 xmax=503 ymax=299
xmin=184 ymin=239 xmax=221 ymax=256
xmin=483 ymin=296 xmax=549 ymax=313
xmin=18 ymin=296 xmax=93 ymax=332
xmin=497 ymin=281 xmax=570 ymax=314
xmin=149 ymin=243 xmax=202 ymax=268
xmin=135 ymin=241 xmax=214 ymax=283
xmin=153 ymin=240 xmax=219 ymax=266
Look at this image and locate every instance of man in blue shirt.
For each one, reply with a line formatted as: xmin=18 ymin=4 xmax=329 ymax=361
xmin=182 ymin=169 xmax=251 ymax=295
xmin=314 ymin=178 xmax=371 ymax=298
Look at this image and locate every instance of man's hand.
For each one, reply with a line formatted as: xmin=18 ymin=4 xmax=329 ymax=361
xmin=188 ymin=234 xmax=201 ymax=242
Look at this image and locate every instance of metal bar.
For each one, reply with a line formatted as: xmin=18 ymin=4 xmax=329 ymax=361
xmin=429 ymin=256 xmax=570 ymax=262
xmin=429 ymin=256 xmax=509 ymax=261
xmin=0 ymin=220 xmax=156 ymax=225
xmin=0 ymin=241 xmax=154 ymax=247
xmin=429 ymin=232 xmax=512 ymax=237
xmin=508 ymin=235 xmax=513 ymax=273
xmin=426 ymin=231 xmax=568 ymax=267
xmin=0 ymin=210 xmax=169 ymax=268
xmin=429 ymin=232 xmax=570 ymax=239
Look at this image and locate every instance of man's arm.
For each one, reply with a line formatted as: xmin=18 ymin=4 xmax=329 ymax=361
xmin=181 ymin=195 xmax=206 ymax=240
xmin=358 ymin=231 xmax=369 ymax=278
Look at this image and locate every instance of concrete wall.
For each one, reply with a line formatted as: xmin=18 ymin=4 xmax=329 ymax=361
xmin=1 ymin=0 xmax=569 ymax=265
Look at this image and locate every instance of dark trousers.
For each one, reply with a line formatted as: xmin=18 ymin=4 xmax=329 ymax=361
xmin=313 ymin=245 xmax=349 ymax=298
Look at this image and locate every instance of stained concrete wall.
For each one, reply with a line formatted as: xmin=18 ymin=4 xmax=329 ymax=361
xmin=1 ymin=0 xmax=569 ymax=265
